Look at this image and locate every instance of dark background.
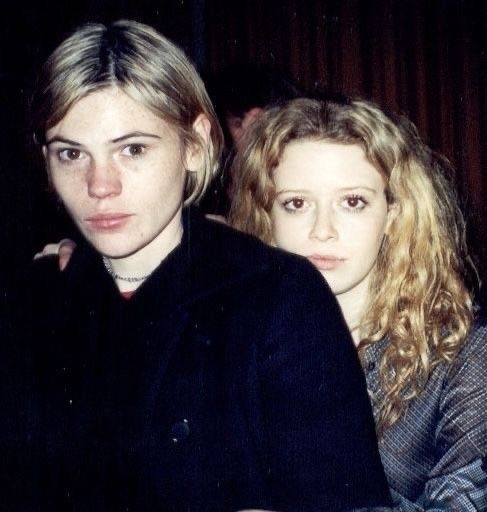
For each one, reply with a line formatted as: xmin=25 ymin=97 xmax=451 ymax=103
xmin=0 ymin=0 xmax=486 ymax=283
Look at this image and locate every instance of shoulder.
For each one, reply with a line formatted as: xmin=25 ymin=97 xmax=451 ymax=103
xmin=193 ymin=211 xmax=289 ymax=262
xmin=438 ymin=320 xmax=487 ymax=412
xmin=437 ymin=320 xmax=487 ymax=450
xmin=188 ymin=211 xmax=349 ymax=347
xmin=446 ymin=320 xmax=487 ymax=377
xmin=189 ymin=209 xmax=328 ymax=289
xmin=439 ymin=319 xmax=487 ymax=404
xmin=186 ymin=211 xmax=344 ymax=324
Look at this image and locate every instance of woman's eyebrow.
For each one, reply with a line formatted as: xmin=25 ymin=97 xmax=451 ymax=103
xmin=45 ymin=136 xmax=81 ymax=146
xmin=275 ymin=188 xmax=309 ymax=195
xmin=338 ymin=186 xmax=378 ymax=194
xmin=275 ymin=186 xmax=379 ymax=194
xmin=111 ymin=131 xmax=162 ymax=143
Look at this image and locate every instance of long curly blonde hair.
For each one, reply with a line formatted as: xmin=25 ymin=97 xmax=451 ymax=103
xmin=229 ymin=97 xmax=474 ymax=433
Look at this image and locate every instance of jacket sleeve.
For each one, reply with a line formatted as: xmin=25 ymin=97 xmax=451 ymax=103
xmin=257 ymin=258 xmax=392 ymax=511
xmin=393 ymin=324 xmax=487 ymax=511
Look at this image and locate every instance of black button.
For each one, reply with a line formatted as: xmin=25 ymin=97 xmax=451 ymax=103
xmin=170 ymin=419 xmax=190 ymax=443
xmin=367 ymin=361 xmax=376 ymax=372
xmin=194 ymin=334 xmax=212 ymax=347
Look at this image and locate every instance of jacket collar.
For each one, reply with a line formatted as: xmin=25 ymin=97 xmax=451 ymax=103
xmin=180 ymin=208 xmax=275 ymax=304
xmin=64 ymin=207 xmax=275 ymax=309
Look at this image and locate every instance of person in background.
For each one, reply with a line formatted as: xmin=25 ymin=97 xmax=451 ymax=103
xmin=208 ymin=64 xmax=301 ymax=150
xmin=229 ymin=96 xmax=487 ymax=510
xmin=21 ymin=21 xmax=391 ymax=511
xmin=200 ymin=65 xmax=301 ymax=215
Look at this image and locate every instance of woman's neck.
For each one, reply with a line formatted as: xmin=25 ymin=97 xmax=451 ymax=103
xmin=106 ymin=211 xmax=184 ymax=292
xmin=335 ymin=277 xmax=371 ymax=347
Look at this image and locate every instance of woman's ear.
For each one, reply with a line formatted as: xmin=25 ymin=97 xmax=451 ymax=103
xmin=185 ymin=114 xmax=211 ymax=172
xmin=385 ymin=202 xmax=399 ymax=235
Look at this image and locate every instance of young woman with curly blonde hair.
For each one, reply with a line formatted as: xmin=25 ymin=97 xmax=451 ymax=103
xmin=229 ymin=96 xmax=487 ymax=510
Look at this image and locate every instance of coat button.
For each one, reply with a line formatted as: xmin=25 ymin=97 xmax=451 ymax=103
xmin=170 ymin=419 xmax=190 ymax=443
xmin=194 ymin=334 xmax=212 ymax=347
xmin=367 ymin=361 xmax=376 ymax=372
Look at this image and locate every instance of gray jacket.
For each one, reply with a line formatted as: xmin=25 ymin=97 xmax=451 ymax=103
xmin=363 ymin=322 xmax=487 ymax=511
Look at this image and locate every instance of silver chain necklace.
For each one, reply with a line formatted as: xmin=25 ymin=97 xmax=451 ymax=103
xmin=102 ymin=256 xmax=150 ymax=283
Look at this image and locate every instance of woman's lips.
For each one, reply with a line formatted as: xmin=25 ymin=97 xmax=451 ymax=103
xmin=307 ymin=255 xmax=345 ymax=271
xmin=85 ymin=213 xmax=133 ymax=230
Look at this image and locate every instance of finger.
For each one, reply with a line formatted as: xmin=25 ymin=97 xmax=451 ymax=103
xmin=58 ymin=239 xmax=77 ymax=271
xmin=33 ymin=243 xmax=62 ymax=260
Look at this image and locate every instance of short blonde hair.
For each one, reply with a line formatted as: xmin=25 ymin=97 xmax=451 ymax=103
xmin=31 ymin=19 xmax=223 ymax=204
xmin=229 ymin=97 xmax=474 ymax=433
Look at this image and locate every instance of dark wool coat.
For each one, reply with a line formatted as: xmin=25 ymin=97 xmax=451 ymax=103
xmin=11 ymin=211 xmax=391 ymax=511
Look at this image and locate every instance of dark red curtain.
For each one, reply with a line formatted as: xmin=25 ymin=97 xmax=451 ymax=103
xmin=206 ymin=0 xmax=487 ymax=280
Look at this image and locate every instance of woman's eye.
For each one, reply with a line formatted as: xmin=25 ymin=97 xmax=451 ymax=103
xmin=282 ymin=197 xmax=308 ymax=212
xmin=58 ymin=148 xmax=82 ymax=161
xmin=227 ymin=117 xmax=243 ymax=130
xmin=122 ymin=144 xmax=146 ymax=157
xmin=342 ymin=195 xmax=367 ymax=210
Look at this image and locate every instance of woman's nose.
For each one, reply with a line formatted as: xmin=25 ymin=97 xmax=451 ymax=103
xmin=87 ymin=161 xmax=122 ymax=199
xmin=309 ymin=207 xmax=338 ymax=241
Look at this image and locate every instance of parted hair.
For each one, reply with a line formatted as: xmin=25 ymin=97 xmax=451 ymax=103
xmin=30 ymin=19 xmax=223 ymax=204
xmin=229 ymin=97 xmax=474 ymax=433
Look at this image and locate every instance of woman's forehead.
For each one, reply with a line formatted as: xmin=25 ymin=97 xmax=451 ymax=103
xmin=46 ymin=88 xmax=175 ymax=143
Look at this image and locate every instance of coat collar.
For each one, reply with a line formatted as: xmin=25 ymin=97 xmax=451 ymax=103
xmin=64 ymin=207 xmax=277 ymax=309
xmin=180 ymin=208 xmax=277 ymax=303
